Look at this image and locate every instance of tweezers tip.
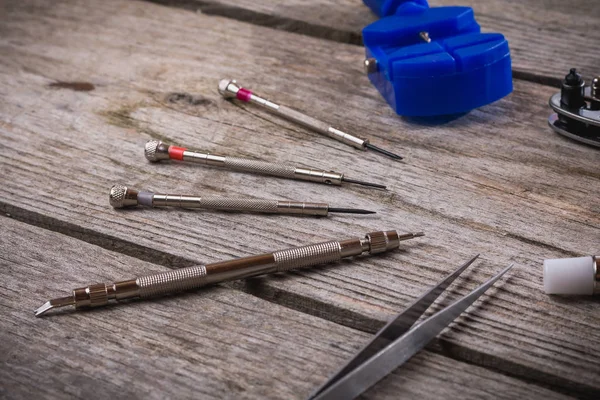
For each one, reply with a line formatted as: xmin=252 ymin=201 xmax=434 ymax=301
xmin=485 ymin=263 xmax=515 ymax=286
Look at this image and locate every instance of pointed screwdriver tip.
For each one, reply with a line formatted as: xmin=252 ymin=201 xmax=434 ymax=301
xmin=328 ymin=207 xmax=376 ymax=215
xmin=342 ymin=177 xmax=387 ymax=190
xmin=365 ymin=143 xmax=403 ymax=160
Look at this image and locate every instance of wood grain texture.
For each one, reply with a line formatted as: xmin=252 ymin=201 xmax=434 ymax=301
xmin=0 ymin=0 xmax=598 ymax=398
xmin=146 ymin=0 xmax=600 ymax=83
xmin=0 ymin=217 xmax=573 ymax=400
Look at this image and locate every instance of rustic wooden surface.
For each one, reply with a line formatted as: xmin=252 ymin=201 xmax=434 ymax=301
xmin=148 ymin=0 xmax=600 ymax=83
xmin=0 ymin=0 xmax=598 ymax=399
xmin=1 ymin=217 xmax=575 ymax=400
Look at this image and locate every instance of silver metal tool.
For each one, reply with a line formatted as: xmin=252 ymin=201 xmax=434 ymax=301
xmin=145 ymin=140 xmax=387 ymax=189
xmin=109 ymin=184 xmax=375 ymax=216
xmin=218 ymin=79 xmax=403 ymax=160
xmin=35 ymin=230 xmax=424 ymax=317
xmin=548 ymin=68 xmax=600 ymax=147
xmin=309 ymin=255 xmax=514 ymax=400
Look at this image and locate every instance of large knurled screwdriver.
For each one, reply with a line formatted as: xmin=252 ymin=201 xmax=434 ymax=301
xmin=218 ymin=79 xmax=403 ymax=161
xmin=35 ymin=230 xmax=424 ymax=316
xmin=145 ymin=140 xmax=386 ymax=189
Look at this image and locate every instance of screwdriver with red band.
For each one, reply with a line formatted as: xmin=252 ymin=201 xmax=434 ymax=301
xmin=218 ymin=79 xmax=403 ymax=161
xmin=144 ymin=140 xmax=387 ymax=189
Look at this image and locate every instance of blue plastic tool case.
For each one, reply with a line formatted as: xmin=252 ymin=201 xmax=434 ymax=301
xmin=362 ymin=0 xmax=513 ymax=116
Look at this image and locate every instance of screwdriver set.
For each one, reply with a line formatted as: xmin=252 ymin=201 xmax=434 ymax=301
xmin=34 ymin=1 xmax=600 ymax=397
xmin=34 ymin=0 xmax=521 ymax=365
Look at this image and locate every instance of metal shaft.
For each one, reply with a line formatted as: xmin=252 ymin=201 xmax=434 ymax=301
xmin=218 ymin=80 xmax=403 ymax=160
xmin=144 ymin=140 xmax=386 ymax=189
xmin=109 ymin=184 xmax=375 ymax=216
xmin=35 ymin=231 xmax=424 ymax=316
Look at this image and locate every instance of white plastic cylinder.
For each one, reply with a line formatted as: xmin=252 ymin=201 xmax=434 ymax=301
xmin=543 ymin=256 xmax=595 ymax=295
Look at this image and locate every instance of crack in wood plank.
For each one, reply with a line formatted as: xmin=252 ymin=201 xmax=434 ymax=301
xmin=142 ymin=0 xmax=600 ymax=86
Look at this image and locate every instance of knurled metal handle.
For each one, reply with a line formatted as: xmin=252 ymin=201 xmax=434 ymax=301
xmin=367 ymin=231 xmax=391 ymax=254
xmin=273 ymin=241 xmax=342 ymax=272
xmin=136 ymin=265 xmax=208 ymax=298
xmin=198 ymin=198 xmax=327 ymax=215
xmin=224 ymin=157 xmax=297 ymax=178
xmin=86 ymin=284 xmax=109 ymax=307
xmin=188 ymin=197 xmax=279 ymax=212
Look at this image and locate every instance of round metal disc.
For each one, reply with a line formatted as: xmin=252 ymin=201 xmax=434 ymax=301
xmin=549 ymin=88 xmax=600 ymax=128
xmin=548 ymin=113 xmax=600 ymax=148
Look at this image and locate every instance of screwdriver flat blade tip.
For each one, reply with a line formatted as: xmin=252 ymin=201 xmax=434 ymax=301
xmin=365 ymin=143 xmax=403 ymax=160
xmin=328 ymin=208 xmax=376 ymax=214
xmin=342 ymin=177 xmax=387 ymax=190
xmin=35 ymin=296 xmax=75 ymax=317
xmin=34 ymin=301 xmax=53 ymax=317
xmin=396 ymin=231 xmax=425 ymax=241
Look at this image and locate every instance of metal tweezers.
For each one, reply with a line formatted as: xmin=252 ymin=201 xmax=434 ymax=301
xmin=309 ymin=255 xmax=513 ymax=400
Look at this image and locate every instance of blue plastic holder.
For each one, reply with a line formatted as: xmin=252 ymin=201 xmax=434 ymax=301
xmin=362 ymin=0 xmax=513 ymax=117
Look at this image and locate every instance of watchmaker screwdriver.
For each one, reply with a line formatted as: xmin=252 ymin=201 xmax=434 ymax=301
xmin=109 ymin=184 xmax=376 ymax=216
xmin=145 ymin=140 xmax=386 ymax=189
xmin=218 ymin=79 xmax=403 ymax=161
xmin=35 ymin=230 xmax=424 ymax=316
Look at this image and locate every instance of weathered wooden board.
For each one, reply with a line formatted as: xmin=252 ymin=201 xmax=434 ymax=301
xmin=0 ymin=0 xmax=598 ymax=398
xmin=147 ymin=0 xmax=600 ymax=82
xmin=0 ymin=217 xmax=574 ymax=400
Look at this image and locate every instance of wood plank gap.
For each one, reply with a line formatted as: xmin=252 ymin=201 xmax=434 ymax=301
xmin=236 ymin=275 xmax=600 ymax=399
xmin=1 ymin=216 xmax=575 ymax=399
xmin=429 ymin=341 xmax=599 ymax=400
xmin=0 ymin=203 xmax=197 ymax=269
xmin=145 ymin=0 xmax=363 ymax=44
xmin=0 ymin=206 xmax=386 ymax=334
xmin=142 ymin=0 xmax=563 ymax=88
xmin=512 ymin=70 xmax=561 ymax=89
xmin=0 ymin=209 xmax=594 ymax=398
